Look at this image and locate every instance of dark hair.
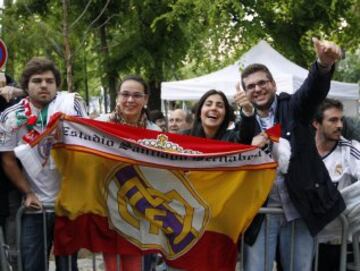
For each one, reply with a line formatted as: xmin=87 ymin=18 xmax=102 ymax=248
xmin=313 ymin=98 xmax=343 ymax=123
xmin=149 ymin=109 xmax=165 ymax=122
xmin=5 ymin=74 xmax=16 ymax=86
xmin=190 ymin=89 xmax=233 ymax=139
xmin=241 ymin=63 xmax=274 ymax=90
xmin=20 ymin=57 xmax=61 ymax=91
xmin=118 ymin=75 xmax=150 ymax=95
xmin=185 ymin=111 xmax=194 ymax=125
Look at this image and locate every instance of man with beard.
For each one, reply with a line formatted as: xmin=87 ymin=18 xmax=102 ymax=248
xmin=313 ymin=98 xmax=360 ymax=271
xmin=0 ymin=57 xmax=86 ymax=271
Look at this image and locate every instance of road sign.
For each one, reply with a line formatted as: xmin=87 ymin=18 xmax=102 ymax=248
xmin=0 ymin=39 xmax=8 ymax=70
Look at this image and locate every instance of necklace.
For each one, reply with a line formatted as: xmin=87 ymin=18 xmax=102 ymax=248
xmin=110 ymin=110 xmax=147 ymax=128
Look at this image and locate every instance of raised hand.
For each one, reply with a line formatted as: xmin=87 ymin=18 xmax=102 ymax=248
xmin=312 ymin=37 xmax=342 ymax=67
xmin=234 ymin=82 xmax=254 ymax=116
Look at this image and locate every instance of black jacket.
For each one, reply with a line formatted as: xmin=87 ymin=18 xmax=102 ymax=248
xmin=0 ymin=74 xmax=19 ymax=217
xmin=244 ymin=62 xmax=346 ymax=244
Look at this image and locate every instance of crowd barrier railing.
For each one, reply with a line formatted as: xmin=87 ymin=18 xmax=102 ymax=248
xmin=15 ymin=204 xmax=150 ymax=271
xmin=348 ymin=224 xmax=360 ymax=271
xmin=0 ymin=226 xmax=11 ymax=271
xmin=14 ymin=204 xmax=353 ymax=271
xmin=16 ymin=204 xmax=58 ymax=271
xmin=238 ymin=207 xmax=349 ymax=271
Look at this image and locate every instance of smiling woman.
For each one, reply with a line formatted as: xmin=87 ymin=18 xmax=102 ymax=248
xmin=96 ymin=75 xmax=160 ymax=131
xmin=95 ymin=75 xmax=160 ymax=271
xmin=187 ymin=89 xmax=256 ymax=144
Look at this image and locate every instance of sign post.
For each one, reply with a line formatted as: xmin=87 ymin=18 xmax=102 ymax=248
xmin=0 ymin=39 xmax=8 ymax=87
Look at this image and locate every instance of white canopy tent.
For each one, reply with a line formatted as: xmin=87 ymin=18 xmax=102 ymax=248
xmin=161 ymin=40 xmax=359 ymax=116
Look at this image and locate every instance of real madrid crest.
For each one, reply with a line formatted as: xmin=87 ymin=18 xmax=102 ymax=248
xmin=105 ymin=164 xmax=210 ymax=259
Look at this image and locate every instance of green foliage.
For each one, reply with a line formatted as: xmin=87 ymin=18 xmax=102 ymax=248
xmin=334 ymin=50 xmax=360 ymax=83
xmin=0 ymin=0 xmax=358 ymax=111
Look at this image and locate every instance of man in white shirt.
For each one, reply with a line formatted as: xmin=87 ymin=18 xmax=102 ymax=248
xmin=0 ymin=57 xmax=87 ymax=271
xmin=313 ymin=98 xmax=360 ymax=270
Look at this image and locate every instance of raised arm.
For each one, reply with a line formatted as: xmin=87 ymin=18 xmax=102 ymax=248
xmin=291 ymin=38 xmax=343 ymax=123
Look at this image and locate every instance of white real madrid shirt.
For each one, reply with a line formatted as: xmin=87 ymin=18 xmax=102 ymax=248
xmin=0 ymin=92 xmax=87 ymax=204
xmin=318 ymin=136 xmax=360 ymax=243
xmin=322 ymin=137 xmax=360 ymax=190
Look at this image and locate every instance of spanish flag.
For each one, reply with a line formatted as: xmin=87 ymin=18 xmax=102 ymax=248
xmin=16 ymin=114 xmax=277 ymax=271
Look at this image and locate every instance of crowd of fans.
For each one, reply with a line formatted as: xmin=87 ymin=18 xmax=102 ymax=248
xmin=0 ymin=37 xmax=359 ymax=271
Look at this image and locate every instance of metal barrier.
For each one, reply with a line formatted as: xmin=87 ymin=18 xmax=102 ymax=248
xmin=14 ymin=204 xmax=353 ymax=271
xmin=238 ymin=207 xmax=349 ymax=271
xmin=313 ymin=213 xmax=349 ymax=271
xmin=16 ymin=204 xmax=57 ymax=271
xmin=15 ymin=204 xmax=154 ymax=271
xmin=0 ymin=226 xmax=11 ymax=271
xmin=348 ymin=224 xmax=360 ymax=271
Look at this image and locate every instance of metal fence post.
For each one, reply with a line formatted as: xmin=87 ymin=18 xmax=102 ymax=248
xmin=339 ymin=214 xmax=349 ymax=271
xmin=0 ymin=227 xmax=10 ymax=271
xmin=15 ymin=205 xmax=26 ymax=271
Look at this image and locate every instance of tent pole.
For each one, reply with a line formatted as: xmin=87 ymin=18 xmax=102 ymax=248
xmin=164 ymin=100 xmax=169 ymax=130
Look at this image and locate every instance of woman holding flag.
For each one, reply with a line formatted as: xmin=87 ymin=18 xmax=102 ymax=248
xmin=97 ymin=82 xmax=267 ymax=271
xmin=97 ymin=75 xmax=160 ymax=271
xmin=164 ymin=89 xmax=269 ymax=271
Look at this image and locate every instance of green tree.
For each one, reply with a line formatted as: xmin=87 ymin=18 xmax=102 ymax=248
xmin=1 ymin=0 xmax=358 ymax=111
xmin=162 ymin=0 xmax=355 ymax=72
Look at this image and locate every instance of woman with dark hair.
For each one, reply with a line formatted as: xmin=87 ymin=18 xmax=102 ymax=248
xmin=188 ymin=89 xmax=261 ymax=145
xmin=168 ymin=89 xmax=266 ymax=271
xmin=97 ymin=75 xmax=160 ymax=271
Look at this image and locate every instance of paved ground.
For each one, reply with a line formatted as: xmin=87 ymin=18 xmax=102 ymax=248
xmin=49 ymin=256 xmax=243 ymax=271
xmin=49 ymin=253 xmax=105 ymax=271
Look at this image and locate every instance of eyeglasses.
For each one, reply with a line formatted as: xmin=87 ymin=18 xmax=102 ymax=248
xmin=118 ymin=92 xmax=146 ymax=100
xmin=245 ymin=79 xmax=270 ymax=92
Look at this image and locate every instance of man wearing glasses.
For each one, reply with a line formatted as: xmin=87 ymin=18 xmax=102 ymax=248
xmin=236 ymin=38 xmax=344 ymax=271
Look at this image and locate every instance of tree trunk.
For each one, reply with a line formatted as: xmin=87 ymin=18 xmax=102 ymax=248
xmin=62 ymin=0 xmax=74 ymax=92
xmin=2 ymin=0 xmax=15 ymax=77
xmin=99 ymin=24 xmax=117 ymax=112
xmin=148 ymin=78 xmax=161 ymax=111
xmin=83 ymin=48 xmax=89 ymax=106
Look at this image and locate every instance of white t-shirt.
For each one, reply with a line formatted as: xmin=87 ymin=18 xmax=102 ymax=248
xmin=318 ymin=136 xmax=360 ymax=243
xmin=0 ymin=91 xmax=87 ymax=204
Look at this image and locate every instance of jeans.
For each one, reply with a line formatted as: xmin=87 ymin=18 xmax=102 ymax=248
xmin=6 ymin=189 xmax=21 ymax=270
xmin=21 ymin=212 xmax=78 ymax=271
xmin=244 ymin=215 xmax=314 ymax=271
